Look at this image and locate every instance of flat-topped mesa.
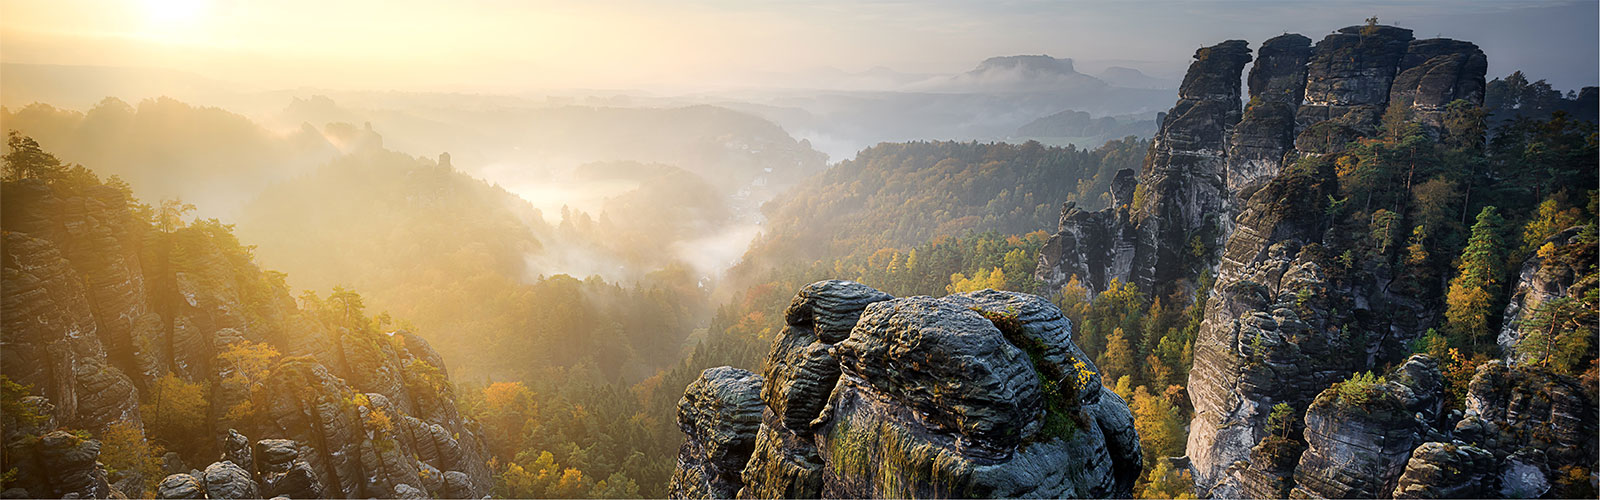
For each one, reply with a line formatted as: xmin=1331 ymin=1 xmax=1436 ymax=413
xmin=1035 ymin=40 xmax=1251 ymax=298
xmin=1227 ymin=34 xmax=1312 ymax=195
xmin=1295 ymin=24 xmax=1415 ymax=154
xmin=1388 ymin=38 xmax=1487 ymax=131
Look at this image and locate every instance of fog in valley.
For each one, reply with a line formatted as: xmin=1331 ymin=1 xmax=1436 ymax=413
xmin=2 ymin=1 xmax=1596 ymax=498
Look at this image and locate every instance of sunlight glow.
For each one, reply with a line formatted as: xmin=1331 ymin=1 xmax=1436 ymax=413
xmin=143 ymin=0 xmax=207 ymax=26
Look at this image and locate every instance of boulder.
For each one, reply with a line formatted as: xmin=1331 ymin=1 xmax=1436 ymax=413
xmin=669 ymin=367 xmax=766 ymax=499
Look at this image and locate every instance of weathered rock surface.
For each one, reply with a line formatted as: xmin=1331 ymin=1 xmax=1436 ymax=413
xmin=670 ymin=367 xmax=766 ymax=499
xmin=762 ymin=280 xmax=890 ymax=432
xmin=1227 ymin=34 xmax=1312 ymax=194
xmin=1290 ymin=356 xmax=1443 ymax=499
xmin=1 ymin=231 xmax=141 ymax=432
xmin=1 ymin=175 xmax=493 ymax=499
xmin=1456 ymin=361 xmax=1598 ymax=492
xmin=1389 ymin=442 xmax=1495 ymax=499
xmin=1165 ymin=23 xmax=1518 ymax=500
xmin=675 ymin=282 xmax=1142 ymax=499
xmin=1497 ymin=226 xmax=1591 ymax=361
xmin=157 ymin=473 xmax=206 ymax=499
xmin=201 ymin=461 xmax=257 ymax=499
xmin=1037 ymin=40 xmax=1252 ymax=298
xmin=1388 ymin=38 xmax=1487 ymax=130
xmin=1296 ymin=25 xmax=1415 ymax=153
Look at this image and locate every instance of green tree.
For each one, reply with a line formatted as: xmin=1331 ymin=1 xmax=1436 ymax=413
xmin=2 ymin=131 xmax=65 ymax=181
xmin=1369 ymin=209 xmax=1402 ymax=255
xmin=1517 ymin=290 xmax=1597 ymax=374
xmin=1444 ymin=206 xmax=1507 ymax=350
xmin=1266 ymin=402 xmax=1295 ymax=439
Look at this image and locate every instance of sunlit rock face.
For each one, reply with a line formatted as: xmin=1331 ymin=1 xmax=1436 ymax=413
xmin=1 ymin=176 xmax=493 ymax=499
xmin=671 ymin=282 xmax=1142 ymax=499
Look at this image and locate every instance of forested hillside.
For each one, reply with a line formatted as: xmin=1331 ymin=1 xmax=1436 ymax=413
xmin=732 ymin=137 xmax=1147 ymax=282
xmin=0 ymin=99 xmax=341 ymax=215
xmin=0 ymin=134 xmax=493 ymax=498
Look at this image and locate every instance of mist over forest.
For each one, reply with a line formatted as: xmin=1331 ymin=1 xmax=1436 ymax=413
xmin=2 ymin=2 xmax=1597 ymax=499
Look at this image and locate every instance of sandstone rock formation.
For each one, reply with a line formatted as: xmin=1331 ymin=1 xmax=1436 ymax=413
xmin=1037 ymin=40 xmax=1252 ymax=298
xmin=1 ymin=176 xmax=492 ymax=499
xmin=1497 ymin=226 xmax=1591 ymax=361
xmin=671 ymin=281 xmax=1143 ymax=499
xmin=1227 ymin=34 xmax=1311 ymax=195
xmin=669 ymin=367 xmax=766 ymax=499
xmin=1029 ymin=21 xmax=1588 ymax=500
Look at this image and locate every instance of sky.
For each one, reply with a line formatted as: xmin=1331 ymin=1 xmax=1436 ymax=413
xmin=1 ymin=0 xmax=1596 ymax=93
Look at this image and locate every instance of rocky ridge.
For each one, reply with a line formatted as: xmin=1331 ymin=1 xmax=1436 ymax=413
xmin=1032 ymin=21 xmax=1597 ymax=500
xmin=1 ymin=176 xmax=492 ymax=498
xmin=670 ymin=281 xmax=1142 ymax=498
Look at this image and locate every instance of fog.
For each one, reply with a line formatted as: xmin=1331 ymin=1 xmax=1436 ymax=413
xmin=4 ymin=0 xmax=1594 ymax=92
xmin=2 ymin=0 xmax=1596 ymax=287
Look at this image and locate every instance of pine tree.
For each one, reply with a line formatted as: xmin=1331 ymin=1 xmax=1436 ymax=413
xmin=1444 ymin=206 xmax=1506 ymax=350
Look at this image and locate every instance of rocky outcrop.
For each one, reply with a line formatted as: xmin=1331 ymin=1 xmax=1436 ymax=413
xmin=255 ymin=439 xmax=323 ymax=499
xmin=1456 ymin=361 xmax=1597 ymax=476
xmin=157 ymin=473 xmax=206 ymax=499
xmin=1497 ymin=226 xmax=1591 ymax=361
xmin=670 ymin=367 xmax=765 ymax=499
xmin=1162 ymin=22 xmax=1514 ymax=499
xmin=1290 ymin=356 xmax=1444 ymax=499
xmin=1037 ymin=40 xmax=1252 ymax=297
xmin=1389 ymin=442 xmax=1496 ymax=499
xmin=673 ymin=282 xmax=1143 ymax=499
xmin=1184 ymin=164 xmax=1343 ymax=496
xmin=0 ymin=178 xmax=159 ymax=386
xmin=1388 ymin=38 xmax=1487 ymax=131
xmin=738 ymin=281 xmax=890 ymax=499
xmin=201 ymin=461 xmax=257 ymax=499
xmin=1295 ymin=25 xmax=1415 ymax=153
xmin=1 ymin=231 xmax=141 ymax=432
xmin=2 ymin=175 xmax=492 ymax=499
xmin=1227 ymin=34 xmax=1311 ymax=195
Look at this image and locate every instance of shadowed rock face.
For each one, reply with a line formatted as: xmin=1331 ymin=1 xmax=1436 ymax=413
xmin=1296 ymin=25 xmax=1415 ymax=153
xmin=1037 ymin=40 xmax=1252 ymax=299
xmin=1026 ymin=22 xmax=1577 ymax=500
xmin=1228 ymin=34 xmax=1312 ymax=195
xmin=1497 ymin=227 xmax=1589 ymax=361
xmin=673 ymin=282 xmax=1142 ymax=499
xmin=1389 ymin=38 xmax=1487 ymax=131
xmin=1290 ymin=356 xmax=1444 ymax=499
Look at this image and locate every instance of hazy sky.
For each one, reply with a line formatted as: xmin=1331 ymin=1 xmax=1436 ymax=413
xmin=2 ymin=0 xmax=1595 ymax=93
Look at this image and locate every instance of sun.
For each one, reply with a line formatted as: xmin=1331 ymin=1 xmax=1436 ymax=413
xmin=142 ymin=0 xmax=207 ymax=25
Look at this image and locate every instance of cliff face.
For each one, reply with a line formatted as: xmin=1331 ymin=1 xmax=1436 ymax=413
xmin=670 ymin=281 xmax=1142 ymax=499
xmin=1227 ymin=34 xmax=1311 ymax=195
xmin=1036 ymin=41 xmax=1252 ymax=298
xmin=0 ymin=177 xmax=491 ymax=499
xmin=1497 ymin=226 xmax=1593 ymax=361
xmin=1034 ymin=21 xmax=1590 ymax=500
xmin=1184 ymin=25 xmax=1505 ymax=498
